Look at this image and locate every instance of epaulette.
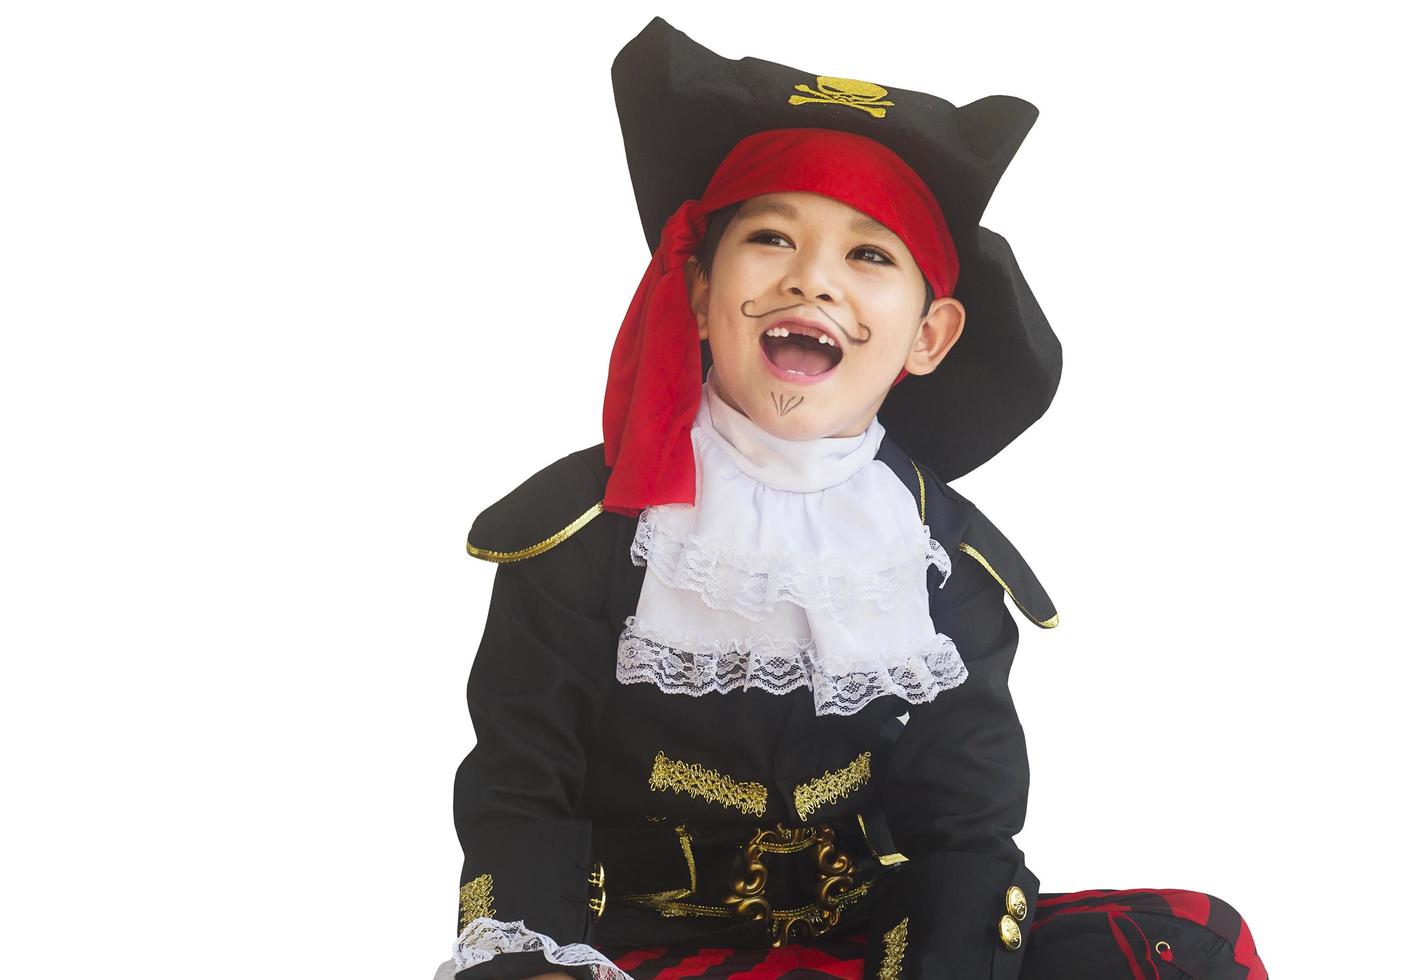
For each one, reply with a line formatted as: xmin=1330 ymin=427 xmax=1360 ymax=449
xmin=956 ymin=504 xmax=1060 ymax=629
xmin=466 ymin=444 xmax=611 ymax=563
xmin=878 ymin=441 xmax=1059 ymax=629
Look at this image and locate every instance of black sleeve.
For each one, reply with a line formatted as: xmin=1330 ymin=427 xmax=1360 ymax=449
xmin=866 ymin=539 xmax=1039 ymax=979
xmin=451 ymin=529 xmax=617 ymax=980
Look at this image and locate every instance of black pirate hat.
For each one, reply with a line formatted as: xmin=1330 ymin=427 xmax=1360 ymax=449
xmin=610 ymin=16 xmax=1061 ymax=481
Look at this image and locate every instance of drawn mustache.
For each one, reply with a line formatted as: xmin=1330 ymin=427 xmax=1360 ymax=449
xmin=739 ymin=300 xmax=872 ymax=346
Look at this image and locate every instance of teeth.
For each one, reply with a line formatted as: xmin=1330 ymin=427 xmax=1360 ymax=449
xmin=763 ymin=326 xmax=839 ymax=349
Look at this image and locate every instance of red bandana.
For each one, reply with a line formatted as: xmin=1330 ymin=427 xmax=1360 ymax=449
xmin=601 ymin=127 xmax=959 ymax=518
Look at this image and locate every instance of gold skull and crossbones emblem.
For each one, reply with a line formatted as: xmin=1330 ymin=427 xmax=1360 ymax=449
xmin=788 ymin=76 xmax=894 ymax=118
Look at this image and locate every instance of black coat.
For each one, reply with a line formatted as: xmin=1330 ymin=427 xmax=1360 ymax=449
xmin=453 ymin=436 xmax=1058 ymax=980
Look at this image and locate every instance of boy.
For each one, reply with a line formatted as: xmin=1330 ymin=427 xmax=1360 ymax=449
xmin=434 ymin=17 xmax=1267 ymax=980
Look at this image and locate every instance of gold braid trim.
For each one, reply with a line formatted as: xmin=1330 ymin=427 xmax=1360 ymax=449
xmin=878 ymin=917 xmax=909 ymax=980
xmin=458 ymin=874 xmax=495 ymax=929
xmin=793 ymin=751 xmax=872 ymax=821
xmin=675 ymin=822 xmax=697 ymax=891
xmin=649 ymin=750 xmax=767 ymax=816
xmin=909 ymin=460 xmax=927 ymax=524
xmin=617 ymin=821 xmax=702 ymax=906
xmin=466 ymin=502 xmax=604 ymax=563
xmin=956 ymin=542 xmax=1060 ymax=629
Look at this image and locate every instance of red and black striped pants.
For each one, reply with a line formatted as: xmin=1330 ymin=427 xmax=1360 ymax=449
xmin=596 ymin=887 xmax=1268 ymax=979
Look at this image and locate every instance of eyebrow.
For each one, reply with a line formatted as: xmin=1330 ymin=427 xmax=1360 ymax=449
xmin=848 ymin=214 xmax=896 ymax=238
xmin=737 ymin=200 xmax=897 ymax=239
xmin=737 ymin=200 xmax=799 ymax=221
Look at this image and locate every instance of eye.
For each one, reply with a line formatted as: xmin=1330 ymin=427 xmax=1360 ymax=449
xmin=850 ymin=245 xmax=894 ymax=265
xmin=747 ymin=230 xmax=793 ymax=248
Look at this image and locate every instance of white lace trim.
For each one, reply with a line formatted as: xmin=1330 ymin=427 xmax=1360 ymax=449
xmin=431 ymin=916 xmax=634 ymax=980
xmin=616 ymin=615 xmax=969 ymax=716
xmin=632 ymin=508 xmax=951 ymax=623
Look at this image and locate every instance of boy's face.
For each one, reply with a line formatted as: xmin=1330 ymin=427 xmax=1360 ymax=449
xmin=688 ymin=191 xmax=965 ymax=441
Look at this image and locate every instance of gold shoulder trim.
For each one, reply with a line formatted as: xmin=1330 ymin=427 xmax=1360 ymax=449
xmin=649 ymin=750 xmax=768 ymax=817
xmin=908 ymin=460 xmax=927 ymax=524
xmin=794 ymin=751 xmax=872 ymax=821
xmin=956 ymin=541 xmax=1060 ymax=629
xmin=458 ymin=873 xmax=494 ymax=929
xmin=466 ymin=501 xmax=604 ymax=563
xmin=878 ymin=916 xmax=909 ymax=980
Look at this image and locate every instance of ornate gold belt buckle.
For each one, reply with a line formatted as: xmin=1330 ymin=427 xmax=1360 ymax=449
xmin=725 ymin=823 xmax=857 ymax=946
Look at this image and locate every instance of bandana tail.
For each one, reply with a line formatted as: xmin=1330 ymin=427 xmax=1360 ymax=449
xmin=602 ymin=200 xmax=708 ymax=518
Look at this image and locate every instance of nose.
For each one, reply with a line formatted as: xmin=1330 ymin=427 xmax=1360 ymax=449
xmin=780 ymin=245 xmax=841 ymax=305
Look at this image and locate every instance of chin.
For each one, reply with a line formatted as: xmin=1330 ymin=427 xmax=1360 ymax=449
xmin=714 ymin=364 xmax=854 ymax=439
xmin=756 ymin=408 xmax=839 ymax=441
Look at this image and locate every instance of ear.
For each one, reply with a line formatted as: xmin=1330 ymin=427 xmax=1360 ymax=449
xmin=903 ymin=297 xmax=966 ymax=377
xmin=686 ymin=257 xmax=710 ymax=340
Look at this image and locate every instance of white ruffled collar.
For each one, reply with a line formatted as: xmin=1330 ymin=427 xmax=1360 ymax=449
xmin=616 ymin=370 xmax=967 ymax=716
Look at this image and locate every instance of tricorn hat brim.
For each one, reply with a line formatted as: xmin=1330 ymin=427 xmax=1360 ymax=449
xmin=612 ymin=16 xmax=1061 ymax=481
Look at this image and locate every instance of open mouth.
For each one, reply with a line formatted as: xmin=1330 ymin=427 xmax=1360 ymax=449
xmin=758 ymin=323 xmax=844 ymax=377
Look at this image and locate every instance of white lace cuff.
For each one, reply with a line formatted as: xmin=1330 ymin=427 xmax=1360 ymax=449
xmin=432 ymin=916 xmax=634 ymax=980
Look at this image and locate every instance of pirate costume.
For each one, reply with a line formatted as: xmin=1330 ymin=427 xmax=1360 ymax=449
xmin=434 ymin=17 xmax=1269 ymax=980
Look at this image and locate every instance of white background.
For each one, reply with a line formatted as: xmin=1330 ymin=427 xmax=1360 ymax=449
xmin=2 ymin=2 xmax=1424 ymax=977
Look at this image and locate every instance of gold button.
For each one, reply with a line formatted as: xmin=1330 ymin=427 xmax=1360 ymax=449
xmin=587 ymin=861 xmax=607 ymax=919
xmin=998 ymin=914 xmax=1023 ymax=950
xmin=1006 ymin=885 xmax=1028 ymax=921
